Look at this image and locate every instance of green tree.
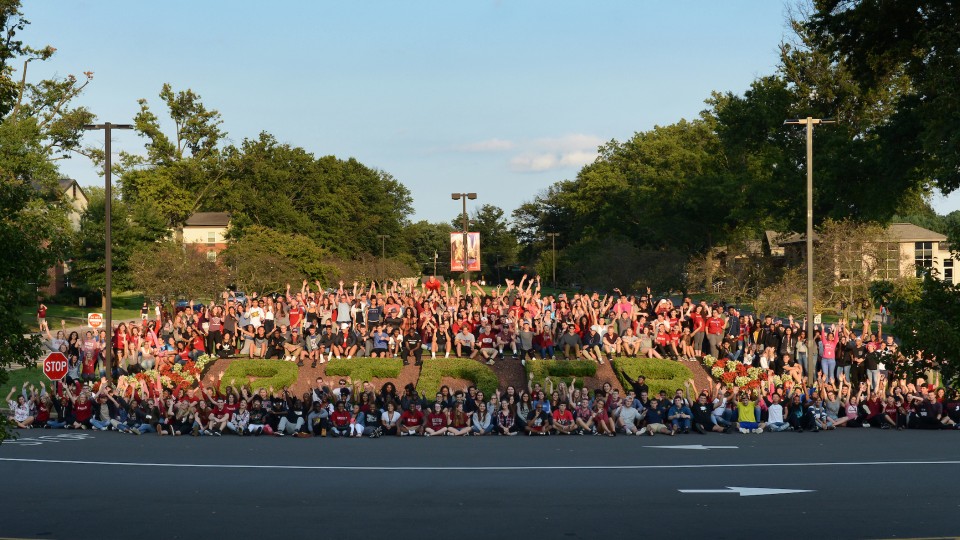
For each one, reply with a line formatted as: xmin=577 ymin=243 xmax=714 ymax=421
xmin=220 ymin=225 xmax=335 ymax=292
xmin=401 ymin=220 xmax=454 ymax=276
xmin=0 ymin=0 xmax=86 ymax=441
xmin=70 ymin=187 xmax=168 ymax=306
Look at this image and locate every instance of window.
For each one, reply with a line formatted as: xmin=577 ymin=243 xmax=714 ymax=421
xmin=207 ymin=250 xmax=217 ymax=262
xmin=915 ymin=241 xmax=933 ymax=277
xmin=881 ymin=243 xmax=900 ymax=279
xmin=207 ymin=232 xmax=216 ymax=244
xmin=945 ymin=258 xmax=954 ymax=284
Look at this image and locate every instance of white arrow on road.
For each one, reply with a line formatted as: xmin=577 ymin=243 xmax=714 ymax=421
xmin=679 ymin=487 xmax=814 ymax=497
xmin=644 ymin=445 xmax=738 ymax=450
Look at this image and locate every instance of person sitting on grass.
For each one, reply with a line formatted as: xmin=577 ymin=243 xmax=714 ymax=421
xmin=454 ymin=325 xmax=476 ymax=359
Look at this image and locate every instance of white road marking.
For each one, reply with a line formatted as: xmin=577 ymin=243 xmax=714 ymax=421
xmin=680 ymin=487 xmax=814 ymax=496
xmin=3 ymin=433 xmax=94 ymax=446
xmin=644 ymin=445 xmax=738 ymax=450
xmin=0 ymin=458 xmax=958 ymax=471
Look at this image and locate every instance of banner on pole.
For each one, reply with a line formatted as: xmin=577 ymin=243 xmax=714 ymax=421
xmin=450 ymin=232 xmax=480 ymax=272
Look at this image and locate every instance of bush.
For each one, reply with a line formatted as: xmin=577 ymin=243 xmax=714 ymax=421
xmin=524 ymin=359 xmax=597 ymax=390
xmin=325 ymin=358 xmax=403 ymax=383
xmin=612 ymin=358 xmax=692 ymax=398
xmin=222 ymin=359 xmax=299 ymax=392
xmin=416 ymin=358 xmax=499 ymax=397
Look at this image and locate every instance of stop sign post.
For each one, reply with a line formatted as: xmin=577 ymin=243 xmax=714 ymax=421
xmin=43 ymin=352 xmax=69 ymax=381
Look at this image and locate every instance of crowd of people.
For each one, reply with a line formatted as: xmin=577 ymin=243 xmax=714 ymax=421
xmin=7 ymin=275 xmax=958 ymax=436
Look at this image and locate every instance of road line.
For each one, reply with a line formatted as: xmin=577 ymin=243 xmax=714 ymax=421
xmin=1 ymin=458 xmax=959 ymax=471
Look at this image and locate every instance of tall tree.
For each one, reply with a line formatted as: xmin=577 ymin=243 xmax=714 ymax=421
xmin=0 ymin=0 xmax=88 ymax=441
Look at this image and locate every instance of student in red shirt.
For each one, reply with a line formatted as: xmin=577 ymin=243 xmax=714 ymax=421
xmin=424 ymin=402 xmax=449 ymax=436
xmin=66 ymin=388 xmax=93 ymax=429
xmin=551 ymin=402 xmax=576 ymax=435
xmin=329 ymin=402 xmax=352 ymax=437
xmin=399 ymin=403 xmax=424 ymax=436
xmin=705 ymin=309 xmax=725 ymax=357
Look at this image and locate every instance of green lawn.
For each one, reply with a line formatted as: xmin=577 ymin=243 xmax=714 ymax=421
xmin=0 ymin=366 xmax=46 ymax=409
xmin=18 ymin=292 xmax=144 ymax=331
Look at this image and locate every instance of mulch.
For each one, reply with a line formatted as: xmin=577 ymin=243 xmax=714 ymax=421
xmin=204 ymin=355 xmax=716 ymax=398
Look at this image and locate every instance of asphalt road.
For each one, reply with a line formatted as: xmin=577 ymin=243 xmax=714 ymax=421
xmin=1 ymin=428 xmax=958 ymax=539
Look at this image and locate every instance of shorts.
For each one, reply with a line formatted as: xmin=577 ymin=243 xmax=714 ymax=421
xmin=481 ymin=348 xmax=497 ymax=357
xmin=738 ymin=421 xmax=759 ymax=430
xmin=647 ymin=422 xmax=667 ymax=432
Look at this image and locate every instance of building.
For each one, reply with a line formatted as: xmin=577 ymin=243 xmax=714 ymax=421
xmin=776 ymin=222 xmax=959 ymax=284
xmin=43 ymin=178 xmax=89 ymax=296
xmin=181 ymin=212 xmax=231 ymax=261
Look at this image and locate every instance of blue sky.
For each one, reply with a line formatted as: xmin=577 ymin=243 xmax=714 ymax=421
xmin=25 ymin=0 xmax=960 ymax=222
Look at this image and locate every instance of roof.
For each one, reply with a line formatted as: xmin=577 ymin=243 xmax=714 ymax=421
xmin=58 ymin=177 xmax=87 ymax=198
xmin=777 ymin=222 xmax=945 ymax=245
xmin=184 ymin=212 xmax=231 ymax=227
xmin=886 ymin=222 xmax=946 ymax=242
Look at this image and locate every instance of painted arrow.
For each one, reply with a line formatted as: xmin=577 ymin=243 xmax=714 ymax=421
xmin=679 ymin=487 xmax=814 ymax=497
xmin=643 ymin=445 xmax=738 ymax=450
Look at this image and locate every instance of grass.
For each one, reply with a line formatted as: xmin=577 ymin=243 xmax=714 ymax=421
xmin=18 ymin=291 xmax=144 ymax=331
xmin=524 ymin=359 xmax=597 ymax=390
xmin=221 ymin=359 xmax=299 ymax=392
xmin=0 ymin=366 xmax=46 ymax=411
xmin=416 ymin=358 xmax=499 ymax=398
xmin=612 ymin=357 xmax=693 ymax=398
xmin=325 ymin=358 xmax=403 ymax=384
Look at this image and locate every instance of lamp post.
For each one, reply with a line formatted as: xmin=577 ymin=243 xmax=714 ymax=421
xmin=451 ymin=192 xmax=477 ymax=283
xmin=376 ymin=234 xmax=389 ymax=281
xmin=546 ymin=232 xmax=560 ymax=289
xmin=783 ymin=116 xmax=835 ymax=384
xmin=83 ymin=121 xmax=133 ymax=380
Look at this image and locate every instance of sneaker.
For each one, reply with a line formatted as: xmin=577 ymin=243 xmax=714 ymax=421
xmin=638 ymin=427 xmax=647 ymax=435
xmin=486 ymin=359 xmax=495 ymax=365
xmin=739 ymin=427 xmax=749 ymax=434
xmin=203 ymin=429 xmax=213 ymax=436
xmin=213 ymin=430 xmax=222 ymax=437
xmin=751 ymin=428 xmax=761 ymax=434
xmin=591 ymin=427 xmax=598 ymax=435
xmin=521 ymin=359 xmax=525 ymax=366
xmin=694 ymin=424 xmax=705 ymax=434
xmin=275 ymin=431 xmax=285 ymax=437
xmin=311 ymin=361 xmax=317 ymax=368
xmin=862 ymin=422 xmax=871 ymax=428
xmin=297 ymin=360 xmax=304 ymax=367
xmin=191 ymin=426 xmax=200 ymax=437
xmin=424 ymin=433 xmax=431 ymax=437
xmin=880 ymin=424 xmax=890 ymax=430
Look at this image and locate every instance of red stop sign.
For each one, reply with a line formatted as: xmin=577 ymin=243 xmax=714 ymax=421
xmin=43 ymin=352 xmax=69 ymax=381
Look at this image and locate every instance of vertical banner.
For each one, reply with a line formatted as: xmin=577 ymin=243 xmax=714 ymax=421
xmin=450 ymin=232 xmax=481 ymax=271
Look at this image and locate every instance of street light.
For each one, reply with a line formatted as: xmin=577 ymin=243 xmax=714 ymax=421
xmin=546 ymin=232 xmax=560 ymax=289
xmin=83 ymin=121 xmax=134 ymax=380
xmin=376 ymin=234 xmax=389 ymax=280
xmin=783 ymin=116 xmax=835 ymax=384
xmin=451 ymin=192 xmax=477 ymax=282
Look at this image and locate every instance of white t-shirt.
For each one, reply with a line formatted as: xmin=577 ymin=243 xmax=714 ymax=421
xmin=381 ymin=411 xmax=400 ymax=426
xmin=767 ymin=403 xmax=784 ymax=424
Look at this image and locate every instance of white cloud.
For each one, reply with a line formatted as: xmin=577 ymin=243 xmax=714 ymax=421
xmin=508 ymin=134 xmax=601 ymax=172
xmin=509 ymin=153 xmax=560 ymax=172
xmin=455 ymin=138 xmax=514 ymax=152
xmin=531 ymin=133 xmax=604 ymax=153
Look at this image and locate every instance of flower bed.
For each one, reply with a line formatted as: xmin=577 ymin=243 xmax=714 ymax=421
xmin=119 ymin=354 xmax=217 ymax=395
xmin=701 ymin=355 xmax=786 ymax=390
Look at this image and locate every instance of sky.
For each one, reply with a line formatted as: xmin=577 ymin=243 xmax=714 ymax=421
xmin=23 ymin=0 xmax=960 ymax=222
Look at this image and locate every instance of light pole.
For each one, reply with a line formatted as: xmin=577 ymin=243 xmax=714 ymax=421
xmin=83 ymin=121 xmax=133 ymax=380
xmin=376 ymin=234 xmax=389 ymax=281
xmin=784 ymin=116 xmax=835 ymax=383
xmin=451 ymin=192 xmax=477 ymax=283
xmin=546 ymin=232 xmax=560 ymax=289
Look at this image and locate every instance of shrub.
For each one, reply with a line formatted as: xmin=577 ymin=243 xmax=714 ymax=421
xmin=222 ymin=359 xmax=299 ymax=392
xmin=416 ymin=358 xmax=499 ymax=397
xmin=325 ymin=358 xmax=403 ymax=383
xmin=524 ymin=359 xmax=597 ymax=390
xmin=612 ymin=358 xmax=692 ymax=398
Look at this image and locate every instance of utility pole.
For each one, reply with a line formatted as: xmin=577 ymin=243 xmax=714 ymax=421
xmin=784 ymin=116 xmax=835 ymax=384
xmin=83 ymin=121 xmax=134 ymax=380
xmin=451 ymin=192 xmax=477 ymax=283
xmin=377 ymin=234 xmax=389 ymax=281
xmin=546 ymin=232 xmax=560 ymax=289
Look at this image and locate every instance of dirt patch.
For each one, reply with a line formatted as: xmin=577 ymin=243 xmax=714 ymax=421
xmin=486 ymin=357 xmax=527 ymax=393
xmin=680 ymin=358 xmax=715 ymax=394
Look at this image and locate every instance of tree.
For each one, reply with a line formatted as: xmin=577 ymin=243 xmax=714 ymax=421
xmin=129 ymin=240 xmax=227 ymax=311
xmin=220 ymin=226 xmax=335 ymax=292
xmin=401 ymin=220 xmax=454 ymax=276
xmin=877 ymin=274 xmax=960 ymax=389
xmin=69 ymin=187 xmax=167 ymax=306
xmin=0 ymin=0 xmax=87 ymax=441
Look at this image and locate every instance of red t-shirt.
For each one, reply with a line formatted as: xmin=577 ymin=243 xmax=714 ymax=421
xmin=400 ymin=410 xmax=424 ymax=427
xmin=706 ymin=317 xmax=724 ymax=335
xmin=191 ymin=335 xmax=206 ymax=352
xmin=289 ymin=306 xmax=303 ymax=327
xmin=477 ymin=333 xmax=495 ymax=349
xmin=426 ymin=412 xmax=447 ymax=429
xmin=330 ymin=410 xmax=351 ymax=427
xmin=552 ymin=409 xmax=573 ymax=426
xmin=73 ymin=400 xmax=93 ymax=422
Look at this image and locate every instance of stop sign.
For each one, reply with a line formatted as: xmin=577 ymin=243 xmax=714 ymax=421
xmin=43 ymin=352 xmax=69 ymax=381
